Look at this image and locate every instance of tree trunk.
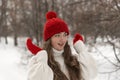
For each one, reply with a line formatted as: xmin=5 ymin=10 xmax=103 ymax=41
xmin=5 ymin=36 xmax=8 ymax=44
xmin=14 ymin=34 xmax=18 ymax=46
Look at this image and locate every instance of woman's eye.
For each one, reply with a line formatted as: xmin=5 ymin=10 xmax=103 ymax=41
xmin=55 ymin=34 xmax=60 ymax=37
xmin=54 ymin=32 xmax=68 ymax=37
xmin=63 ymin=33 xmax=68 ymax=36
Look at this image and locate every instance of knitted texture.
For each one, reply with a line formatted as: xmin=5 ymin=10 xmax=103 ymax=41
xmin=26 ymin=38 xmax=42 ymax=55
xmin=43 ymin=11 xmax=69 ymax=41
xmin=73 ymin=33 xmax=84 ymax=44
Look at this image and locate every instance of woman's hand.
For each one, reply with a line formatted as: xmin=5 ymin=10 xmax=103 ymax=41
xmin=26 ymin=38 xmax=42 ymax=55
xmin=73 ymin=33 xmax=84 ymax=44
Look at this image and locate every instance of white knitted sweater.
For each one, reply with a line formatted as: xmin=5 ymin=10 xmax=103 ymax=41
xmin=27 ymin=40 xmax=97 ymax=80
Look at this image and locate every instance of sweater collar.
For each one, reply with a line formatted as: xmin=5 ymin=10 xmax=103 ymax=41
xmin=52 ymin=48 xmax=64 ymax=57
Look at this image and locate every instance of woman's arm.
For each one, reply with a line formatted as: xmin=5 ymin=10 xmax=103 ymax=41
xmin=73 ymin=33 xmax=98 ymax=80
xmin=27 ymin=50 xmax=53 ymax=80
xmin=26 ymin=38 xmax=53 ymax=80
xmin=74 ymin=40 xmax=98 ymax=80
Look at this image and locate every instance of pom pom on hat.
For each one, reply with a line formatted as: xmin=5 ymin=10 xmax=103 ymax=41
xmin=43 ymin=11 xmax=69 ymax=41
xmin=46 ymin=11 xmax=57 ymax=20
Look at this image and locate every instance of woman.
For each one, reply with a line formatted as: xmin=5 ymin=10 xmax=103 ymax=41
xmin=26 ymin=11 xmax=97 ymax=80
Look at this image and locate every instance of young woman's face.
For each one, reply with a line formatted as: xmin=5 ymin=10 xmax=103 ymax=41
xmin=51 ymin=32 xmax=68 ymax=51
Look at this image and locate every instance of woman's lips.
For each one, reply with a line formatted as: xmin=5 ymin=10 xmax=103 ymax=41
xmin=58 ymin=43 xmax=64 ymax=46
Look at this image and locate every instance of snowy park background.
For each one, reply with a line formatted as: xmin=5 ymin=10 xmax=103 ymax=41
xmin=0 ymin=0 xmax=120 ymax=80
xmin=0 ymin=37 xmax=120 ymax=80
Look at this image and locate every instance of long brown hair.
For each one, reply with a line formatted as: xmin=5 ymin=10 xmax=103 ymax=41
xmin=43 ymin=39 xmax=82 ymax=80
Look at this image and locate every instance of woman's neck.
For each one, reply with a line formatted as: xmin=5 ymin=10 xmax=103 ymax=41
xmin=52 ymin=48 xmax=64 ymax=57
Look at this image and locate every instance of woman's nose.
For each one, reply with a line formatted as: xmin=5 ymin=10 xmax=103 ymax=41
xmin=60 ymin=35 xmax=66 ymax=41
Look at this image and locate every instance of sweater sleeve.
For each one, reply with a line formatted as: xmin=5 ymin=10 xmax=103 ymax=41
xmin=74 ymin=40 xmax=98 ymax=80
xmin=27 ymin=50 xmax=54 ymax=80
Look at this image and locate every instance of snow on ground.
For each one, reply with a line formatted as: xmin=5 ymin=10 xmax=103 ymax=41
xmin=0 ymin=37 xmax=120 ymax=80
xmin=88 ymin=40 xmax=120 ymax=80
xmin=0 ymin=37 xmax=27 ymax=80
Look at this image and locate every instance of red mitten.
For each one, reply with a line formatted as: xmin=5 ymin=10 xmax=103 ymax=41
xmin=26 ymin=38 xmax=42 ymax=55
xmin=73 ymin=33 xmax=84 ymax=44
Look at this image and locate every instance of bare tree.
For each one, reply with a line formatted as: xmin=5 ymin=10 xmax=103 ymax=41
xmin=0 ymin=0 xmax=8 ymax=44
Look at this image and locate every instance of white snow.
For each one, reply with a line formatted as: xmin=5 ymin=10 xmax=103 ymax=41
xmin=0 ymin=37 xmax=27 ymax=80
xmin=0 ymin=37 xmax=120 ymax=80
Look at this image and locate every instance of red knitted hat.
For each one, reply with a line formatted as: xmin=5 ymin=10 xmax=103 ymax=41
xmin=43 ymin=11 xmax=69 ymax=41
